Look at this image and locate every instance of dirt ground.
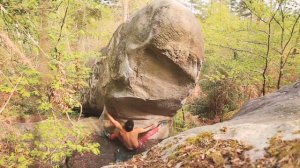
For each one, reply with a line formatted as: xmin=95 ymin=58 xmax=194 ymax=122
xmin=66 ymin=135 xmax=160 ymax=168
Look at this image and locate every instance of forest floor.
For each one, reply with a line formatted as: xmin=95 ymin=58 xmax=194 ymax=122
xmin=66 ymin=135 xmax=161 ymax=167
xmin=69 ymin=115 xmax=224 ymax=167
xmin=0 ymin=108 xmax=229 ymax=168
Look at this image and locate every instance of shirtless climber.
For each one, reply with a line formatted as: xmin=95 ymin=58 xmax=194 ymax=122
xmin=103 ymin=108 xmax=163 ymax=150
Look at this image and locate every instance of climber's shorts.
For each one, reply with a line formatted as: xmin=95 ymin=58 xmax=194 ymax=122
xmin=138 ymin=126 xmax=159 ymax=148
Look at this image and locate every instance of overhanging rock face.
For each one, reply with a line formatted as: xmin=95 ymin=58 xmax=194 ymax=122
xmin=102 ymin=82 xmax=300 ymax=167
xmin=83 ymin=0 xmax=204 ymax=138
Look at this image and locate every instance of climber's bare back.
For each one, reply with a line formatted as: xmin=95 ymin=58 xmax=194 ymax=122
xmin=104 ymin=109 xmax=154 ymax=150
xmin=117 ymin=128 xmax=144 ymax=150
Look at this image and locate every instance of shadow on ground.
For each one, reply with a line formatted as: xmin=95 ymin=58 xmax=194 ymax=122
xmin=66 ymin=135 xmax=160 ymax=167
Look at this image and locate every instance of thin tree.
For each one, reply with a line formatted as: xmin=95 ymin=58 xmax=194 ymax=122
xmin=274 ymin=5 xmax=300 ymax=89
xmin=122 ymin=0 xmax=129 ymax=22
xmin=39 ymin=0 xmax=51 ymax=74
xmin=243 ymin=1 xmax=281 ymax=95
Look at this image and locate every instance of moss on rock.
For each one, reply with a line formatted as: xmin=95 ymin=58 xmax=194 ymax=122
xmin=255 ymin=135 xmax=300 ymax=168
xmin=115 ymin=132 xmax=300 ymax=168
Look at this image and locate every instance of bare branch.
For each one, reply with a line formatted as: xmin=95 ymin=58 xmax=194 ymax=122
xmin=282 ymin=32 xmax=300 ymax=68
xmin=262 ymin=4 xmax=281 ymax=95
xmin=0 ymin=31 xmax=35 ymax=69
xmin=236 ymin=29 xmax=268 ymax=35
xmin=282 ymin=14 xmax=300 ymax=53
xmin=280 ymin=5 xmax=285 ymax=52
xmin=273 ymin=17 xmax=283 ymax=29
xmin=210 ymin=43 xmax=255 ymax=54
xmin=0 ymin=70 xmax=13 ymax=86
xmin=0 ymin=4 xmax=48 ymax=58
xmin=242 ymin=1 xmax=267 ymax=24
xmin=55 ymin=0 xmax=70 ymax=48
xmin=243 ymin=40 xmax=266 ymax=46
xmin=242 ymin=40 xmax=281 ymax=54
xmin=0 ymin=76 xmax=23 ymax=114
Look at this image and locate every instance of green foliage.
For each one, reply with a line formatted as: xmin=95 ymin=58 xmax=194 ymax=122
xmin=0 ymin=0 xmax=108 ymax=118
xmin=190 ymin=0 xmax=300 ymax=119
xmin=171 ymin=106 xmax=201 ymax=135
xmin=172 ymin=110 xmax=189 ymax=134
xmin=0 ymin=0 xmax=151 ymax=120
xmin=191 ymin=2 xmax=259 ymax=118
xmin=0 ymin=119 xmax=100 ymax=167
xmin=0 ymin=1 xmax=150 ymax=166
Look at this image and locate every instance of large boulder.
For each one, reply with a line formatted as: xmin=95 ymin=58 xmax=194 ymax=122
xmin=105 ymin=81 xmax=300 ymax=167
xmin=83 ymin=0 xmax=204 ymax=137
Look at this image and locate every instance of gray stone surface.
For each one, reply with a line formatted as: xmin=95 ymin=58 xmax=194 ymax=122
xmin=115 ymin=81 xmax=300 ymax=164
xmin=83 ymin=0 xmax=204 ymax=138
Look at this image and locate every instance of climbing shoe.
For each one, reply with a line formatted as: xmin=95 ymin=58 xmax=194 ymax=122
xmin=158 ymin=120 xmax=168 ymax=127
xmin=102 ymin=130 xmax=110 ymax=138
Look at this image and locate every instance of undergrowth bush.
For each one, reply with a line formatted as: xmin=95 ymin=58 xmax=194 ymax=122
xmin=172 ymin=110 xmax=188 ymax=134
xmin=188 ymin=63 xmax=256 ymax=120
xmin=0 ymin=119 xmax=100 ymax=168
xmin=189 ymin=79 xmax=242 ymax=119
xmin=171 ymin=107 xmax=203 ymax=135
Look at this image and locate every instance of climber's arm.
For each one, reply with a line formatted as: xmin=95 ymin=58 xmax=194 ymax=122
xmin=104 ymin=108 xmax=123 ymax=130
xmin=137 ymin=124 xmax=155 ymax=134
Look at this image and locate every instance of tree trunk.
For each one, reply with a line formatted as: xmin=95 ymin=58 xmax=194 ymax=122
xmin=39 ymin=0 xmax=50 ymax=74
xmin=262 ymin=27 xmax=271 ymax=96
xmin=277 ymin=64 xmax=283 ymax=89
xmin=122 ymin=0 xmax=129 ymax=22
